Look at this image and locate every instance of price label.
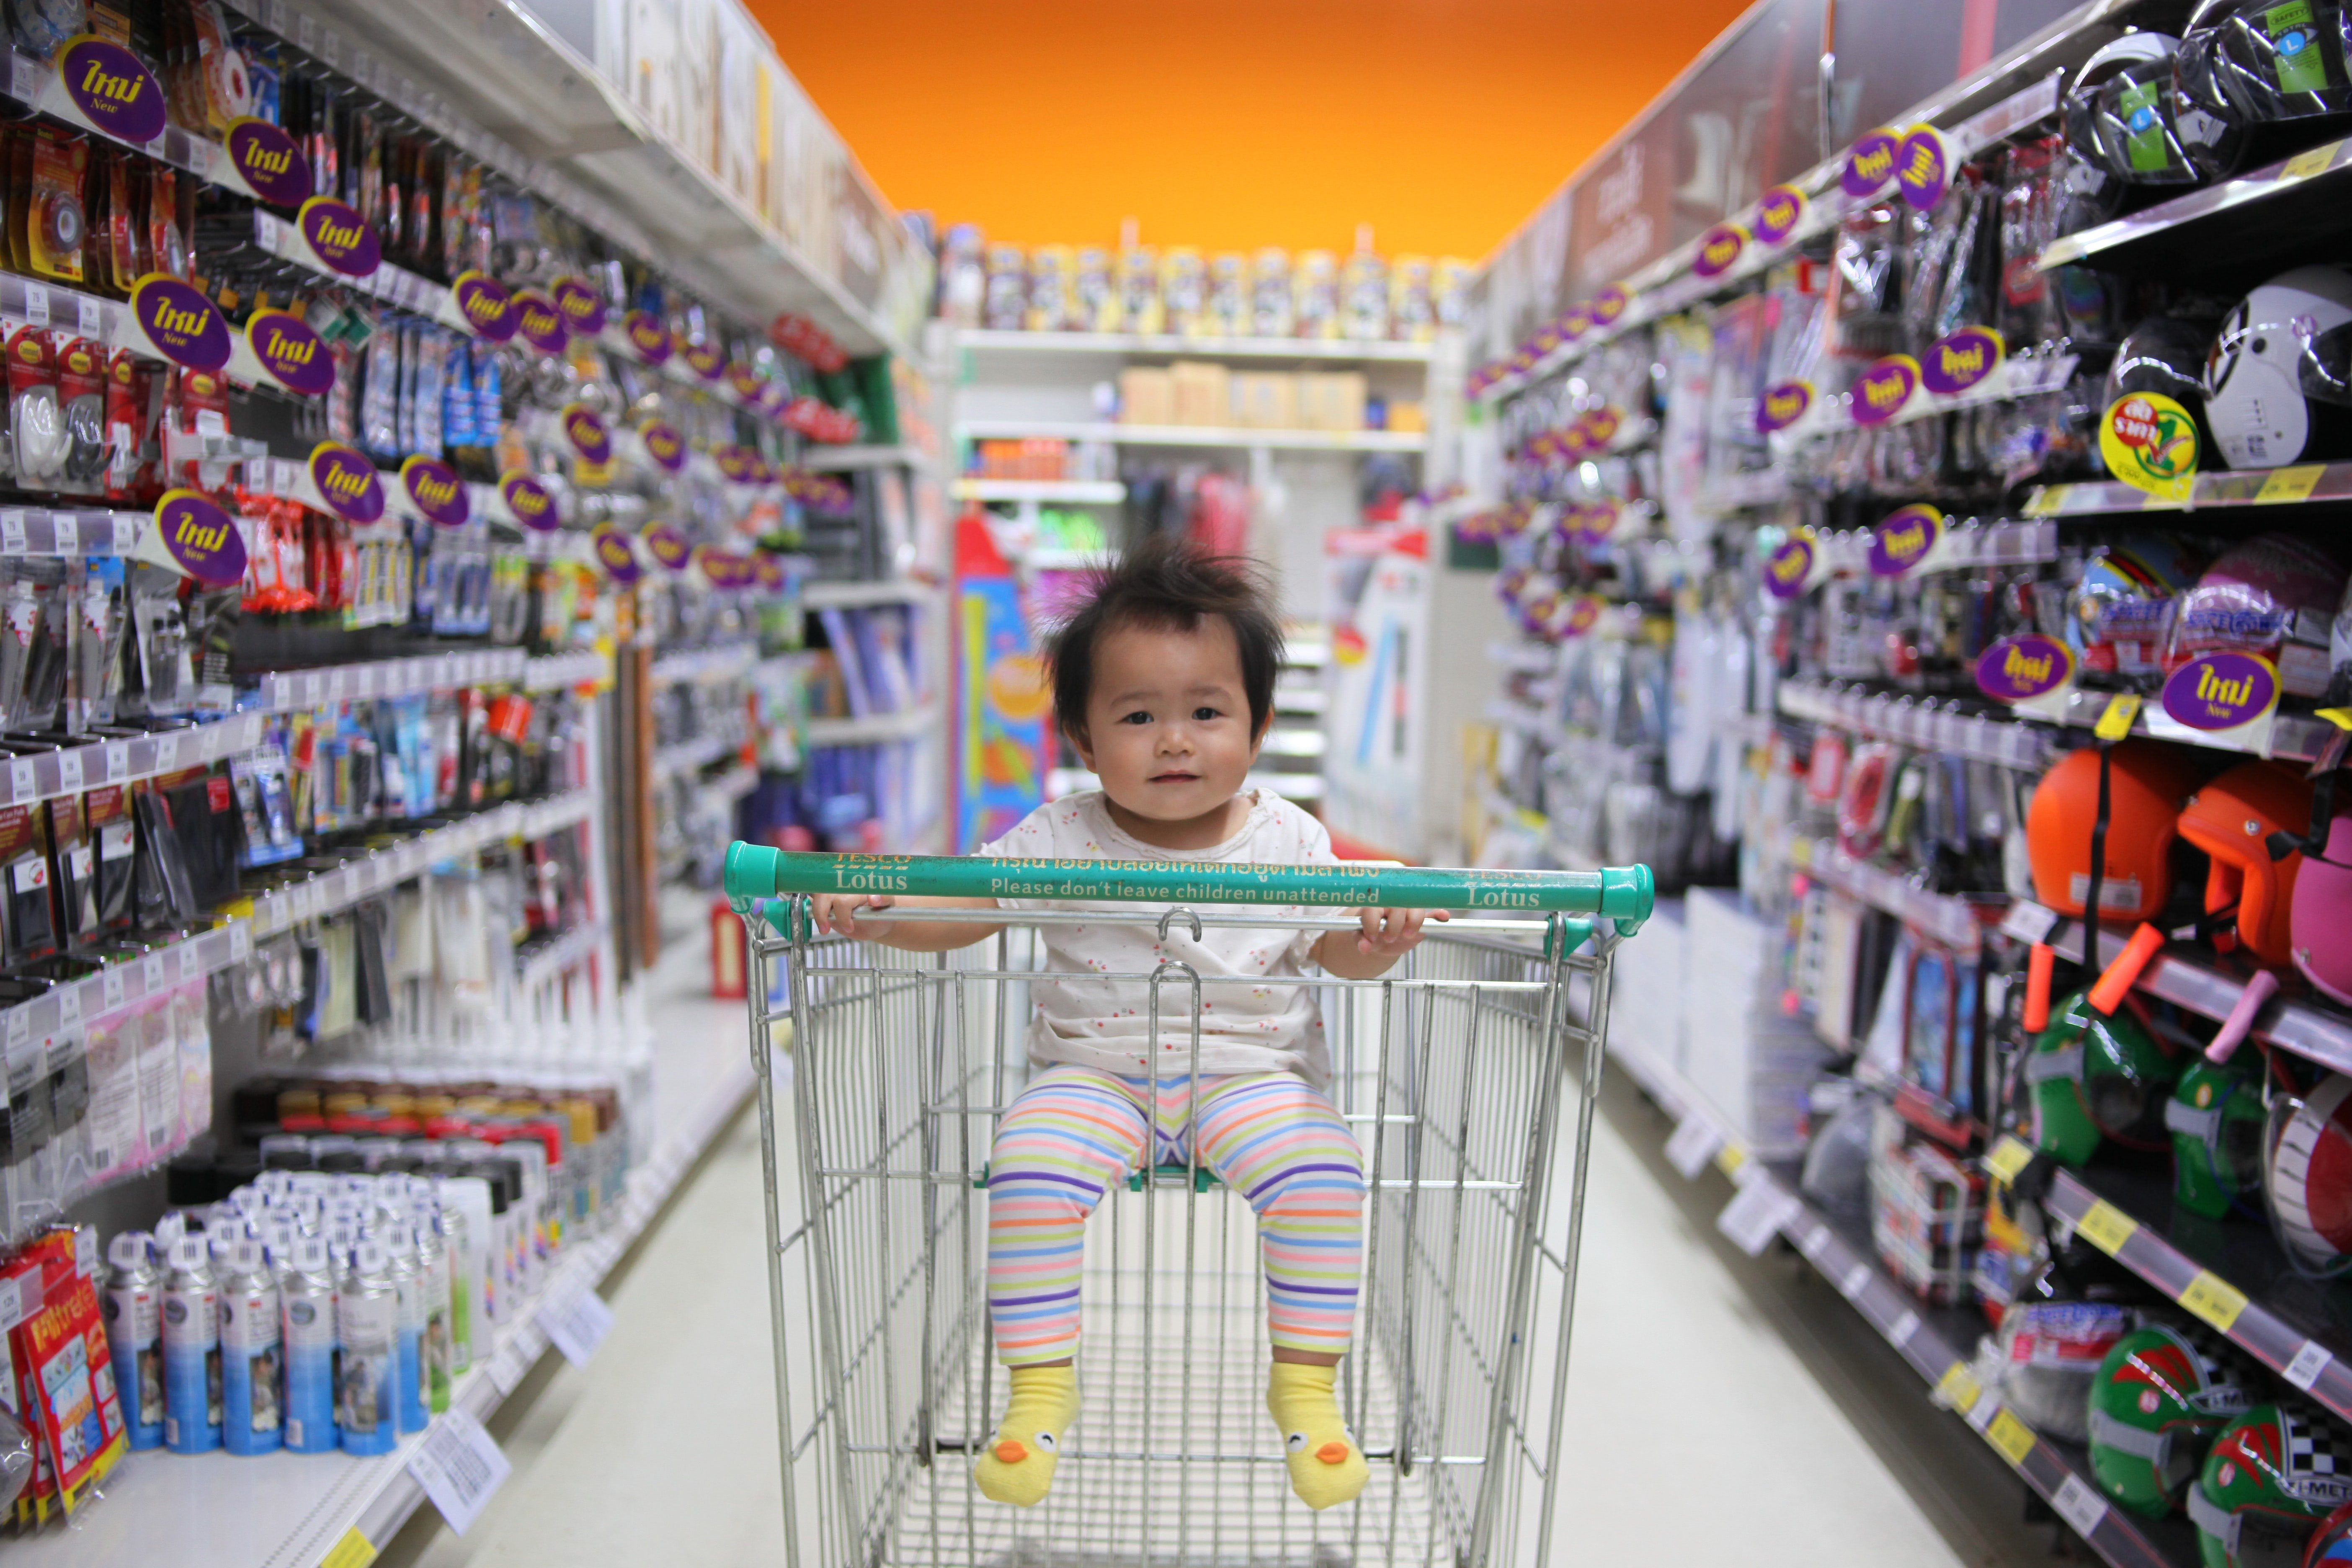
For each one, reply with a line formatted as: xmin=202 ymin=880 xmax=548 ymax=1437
xmin=1714 ymin=1143 xmax=1749 ymax=1180
xmin=142 ymin=953 xmax=164 ymax=992
xmin=1888 ymin=1309 xmax=1919 ymax=1347
xmin=1716 ymin=1178 xmax=1800 ymax=1258
xmin=1935 ymin=1361 xmax=1982 ymax=1414
xmin=1839 ymin=1262 xmax=1871 ymax=1301
xmin=1664 ymin=1115 xmax=1724 ymax=1179
xmin=228 ymin=924 xmax=249 ymax=962
xmin=537 ymin=1286 xmax=615 ymax=1367
xmin=104 ymin=742 xmax=127 ymax=781
xmin=318 ymin=1526 xmax=377 ymax=1568
xmin=1983 ymin=1135 xmax=2035 ymax=1186
xmin=2283 ymin=140 xmax=2344 ymax=180
xmin=2073 ymin=1200 xmax=2138 ymax=1257
xmin=2052 ymin=1472 xmax=2110 ymax=1539
xmin=0 ymin=1277 xmax=20 ymax=1332
xmin=2092 ymin=693 xmax=2142 ymax=742
xmin=7 ymin=759 xmax=31 ymax=801
xmin=178 ymin=943 xmax=200 ymax=980
xmin=406 ymin=1407 xmax=511 ymax=1536
xmin=2256 ymin=464 xmax=2327 ymax=505
xmin=1797 ymin=1224 xmax=1833 ymax=1264
xmin=22 ymin=284 xmax=48 ymax=326
xmin=2179 ymin=1269 xmax=2248 ymax=1333
xmin=50 ymin=515 xmax=73 ymax=553
xmin=2285 ymin=1339 xmax=2336 ymax=1392
xmin=75 ymin=297 xmax=100 ymax=337
xmin=154 ymin=732 xmax=177 ymax=771
xmin=55 ymin=985 xmax=77 ymax=1026
xmin=101 ymin=967 xmax=123 ymax=1011
xmin=5 ymin=1010 xmax=25 ymax=1052
xmin=1997 ymin=900 xmax=2059 ymax=946
xmin=55 ymin=750 xmax=80 ymax=791
xmin=1986 ymin=1407 xmax=2037 ymax=1465
xmin=484 ymin=1344 xmax=527 ymax=1397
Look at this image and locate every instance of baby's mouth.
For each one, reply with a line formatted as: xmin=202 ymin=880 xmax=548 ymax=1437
xmin=1149 ymin=771 xmax=1199 ymax=783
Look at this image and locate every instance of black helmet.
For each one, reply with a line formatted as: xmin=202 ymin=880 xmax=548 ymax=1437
xmin=2065 ymin=34 xmax=2224 ymax=190
xmin=2178 ymin=0 xmax=2352 ymax=148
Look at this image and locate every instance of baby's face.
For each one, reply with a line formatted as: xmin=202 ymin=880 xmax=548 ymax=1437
xmin=1073 ymin=618 xmax=1263 ymax=827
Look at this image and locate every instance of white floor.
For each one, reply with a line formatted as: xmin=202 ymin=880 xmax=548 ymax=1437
xmin=383 ymin=926 xmax=1976 ymax=1568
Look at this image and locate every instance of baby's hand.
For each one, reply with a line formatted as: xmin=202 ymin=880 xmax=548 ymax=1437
xmin=1351 ymin=907 xmax=1449 ymax=957
xmin=812 ymin=892 xmax=893 ymax=939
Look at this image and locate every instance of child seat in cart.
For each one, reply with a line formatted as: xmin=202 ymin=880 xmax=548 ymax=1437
xmin=723 ymin=844 xmax=1652 ymax=1568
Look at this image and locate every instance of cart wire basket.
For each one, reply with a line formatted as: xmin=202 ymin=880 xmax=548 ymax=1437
xmin=722 ymin=846 xmax=1652 ymax=1568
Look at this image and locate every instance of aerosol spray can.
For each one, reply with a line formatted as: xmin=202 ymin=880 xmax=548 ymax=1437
xmin=219 ymin=1240 xmax=283 ymax=1455
xmin=380 ymin=1224 xmax=428 ymax=1434
xmin=336 ymin=1242 xmax=398 ymax=1456
xmin=279 ymin=1236 xmax=340 ymax=1454
xmin=160 ymin=1235 xmax=221 ymax=1453
xmin=101 ymin=1233 xmax=163 ymax=1450
xmin=410 ymin=1210 xmax=455 ymax=1411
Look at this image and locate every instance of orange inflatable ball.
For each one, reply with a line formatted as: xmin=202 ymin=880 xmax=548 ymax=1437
xmin=2025 ymin=740 xmax=2204 ymax=921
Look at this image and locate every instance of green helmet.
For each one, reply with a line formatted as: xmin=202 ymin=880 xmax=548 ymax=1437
xmin=2170 ymin=1058 xmax=2268 ymax=1220
xmin=2088 ymin=1323 xmax=2249 ymax=1519
xmin=2190 ymin=1401 xmax=2352 ymax=1568
xmin=2026 ymin=989 xmax=2179 ymax=1167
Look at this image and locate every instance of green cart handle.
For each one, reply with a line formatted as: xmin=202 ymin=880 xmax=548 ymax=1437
xmin=723 ymin=843 xmax=1651 ymax=935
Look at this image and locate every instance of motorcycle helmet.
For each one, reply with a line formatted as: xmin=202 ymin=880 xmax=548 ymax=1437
xmin=2169 ymin=532 xmax=2350 ymax=696
xmin=1998 ymin=1299 xmax=2129 ymax=1442
xmin=2179 ymin=0 xmax=2352 ymax=130
xmin=2027 ymin=988 xmax=2181 ymax=1165
xmin=2090 ymin=1322 xmax=2251 ymax=1519
xmin=2292 ymin=814 xmax=2352 ymax=1006
xmin=2192 ymin=1401 xmax=2352 ymax=1567
xmin=2070 ymin=34 xmax=2228 ymax=184
xmin=2172 ymin=1057 xmax=2271 ymax=1218
xmin=2307 ymin=1500 xmax=2352 ymax=1564
xmin=2178 ymin=761 xmax=2316 ymax=966
xmin=2205 ymin=267 xmax=2352 ymax=469
xmin=2069 ymin=534 xmax=2208 ymax=681
xmin=2027 ymin=740 xmax=2206 ymax=921
xmin=2265 ymin=1075 xmax=2352 ymax=1277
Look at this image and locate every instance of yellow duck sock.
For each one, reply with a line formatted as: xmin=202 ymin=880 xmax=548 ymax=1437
xmin=972 ymin=1363 xmax=1080 ymax=1507
xmin=1267 ymin=1359 xmax=1368 ymax=1510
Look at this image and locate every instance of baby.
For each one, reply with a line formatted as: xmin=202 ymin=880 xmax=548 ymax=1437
xmin=814 ymin=537 xmax=1442 ymax=1513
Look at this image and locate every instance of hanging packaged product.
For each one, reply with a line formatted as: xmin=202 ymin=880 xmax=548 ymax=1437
xmin=83 ymin=783 xmax=134 ymax=934
xmin=45 ymin=794 xmax=93 ymax=949
xmin=0 ymin=803 xmax=55 ymax=965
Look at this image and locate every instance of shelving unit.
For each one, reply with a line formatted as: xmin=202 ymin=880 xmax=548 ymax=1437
xmin=956 ymin=328 xmax=1436 ymax=364
xmin=956 ymin=418 xmax=1428 ymax=454
xmin=952 ymin=478 xmax=1127 ymax=504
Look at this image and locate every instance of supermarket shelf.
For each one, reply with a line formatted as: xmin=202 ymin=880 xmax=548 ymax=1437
xmin=0 ymin=509 xmax=142 ymax=557
xmin=801 ymin=444 xmax=932 ymax=472
xmin=1609 ymin=1030 xmax=2179 ymax=1568
xmin=802 ymin=578 xmax=945 ymax=610
xmin=293 ymin=0 xmax=924 ymax=362
xmin=1787 ymin=834 xmax=1998 ymax=952
xmin=515 ymin=918 xmax=610 ymax=995
xmin=652 ymin=732 xmax=744 ymax=783
xmin=1814 ymin=519 xmax=2061 ymax=577
xmin=2024 ymin=462 xmax=2352 ymax=521
xmin=648 ymin=641 xmax=759 ymax=687
xmin=1250 ymin=771 xmax=1325 ymax=801
xmin=250 ymin=206 xmax=449 ymax=318
xmin=957 ymin=419 xmax=1429 ymax=454
xmin=703 ymin=762 xmax=763 ymax=804
xmin=954 ymin=478 xmax=1127 ymax=504
xmin=15 ymin=995 xmax=758 ymax=1568
xmin=1487 ymin=642 xmax=1559 ymax=676
xmin=523 ymin=648 xmax=613 ymax=692
xmin=1986 ymin=1135 xmax=2352 ymax=1431
xmin=2040 ymin=912 xmax=2352 ymax=1080
xmin=956 ymin=328 xmax=1436 ymax=364
xmin=1774 ymin=679 xmax=2053 ymax=771
xmin=1274 ymin=682 xmax=1327 ymax=716
xmin=806 ymin=704 xmax=939 ymax=745
xmin=254 ymin=649 xmax=530 ymax=712
xmin=1258 ymin=730 xmax=1327 ymax=759
xmin=2039 ymin=135 xmax=2352 ymax=286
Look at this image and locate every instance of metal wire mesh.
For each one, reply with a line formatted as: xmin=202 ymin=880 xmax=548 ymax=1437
xmin=744 ymin=905 xmax=1618 ymax=1568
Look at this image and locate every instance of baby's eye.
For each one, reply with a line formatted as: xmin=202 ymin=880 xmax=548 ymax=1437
xmin=1120 ymin=710 xmax=1152 ymax=725
xmin=1193 ymin=706 xmax=1220 ymax=722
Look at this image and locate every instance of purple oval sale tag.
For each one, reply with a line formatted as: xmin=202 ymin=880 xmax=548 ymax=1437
xmin=297 ymin=196 xmax=380 ymax=278
xmin=1843 ymin=129 xmax=1901 ymax=197
xmin=562 ymin=405 xmax=612 ymax=465
xmin=1693 ymin=223 xmax=1747 ymax=280
xmin=59 ymin=35 xmax=166 ymax=144
xmin=1580 ymin=500 xmax=1622 ymax=541
xmin=1868 ymin=504 xmax=1943 ymax=577
xmin=1896 ymin=124 xmax=1953 ymax=211
xmin=513 ymin=290 xmax=568 ymax=355
xmin=307 ymin=441 xmax=384 ymax=524
xmin=449 ymin=271 xmax=516 ymax=343
xmin=1975 ymin=634 xmax=2073 ymax=703
xmin=152 ymin=489 xmax=245 ymax=585
xmin=1922 ymin=326 xmax=2004 ymax=396
xmin=1756 ymin=380 xmax=1813 ymax=434
xmin=500 ymin=471 xmax=560 ymax=533
xmin=1531 ymin=322 xmax=1564 ymax=356
xmin=643 ymin=524 xmax=692 ymax=573
xmin=754 ymin=554 xmax=785 ymax=592
xmin=1590 ymin=286 xmax=1629 ymax=327
xmin=727 ymin=362 xmax=765 ymax=402
xmin=401 ymin=456 xmax=470 ymax=528
xmin=714 ymin=445 xmax=756 ymax=483
xmin=550 ymin=276 xmax=606 ymax=337
xmin=1850 ymin=355 xmax=1921 ymax=426
xmin=2162 ymin=652 xmax=2279 ymax=732
xmin=591 ymin=524 xmax=641 ymax=585
xmin=1753 ymin=185 xmax=1806 ymax=246
xmin=245 ymin=307 xmax=334 ymax=397
xmin=1560 ymin=596 xmax=1603 ymax=639
xmin=130 ymin=273 xmax=230 ymax=371
xmin=640 ymin=421 xmax=686 ymax=473
xmin=1764 ymin=534 xmax=1816 ymax=600
xmin=224 ymin=116 xmax=309 ymax=207
xmin=682 ymin=340 xmax=726 ymax=381
xmin=623 ymin=311 xmax=672 ymax=364
xmin=1560 ymin=304 xmax=1592 ymax=341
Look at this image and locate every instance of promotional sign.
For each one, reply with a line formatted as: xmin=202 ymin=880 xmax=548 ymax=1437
xmin=955 ymin=515 xmax=1051 ymax=853
xmin=1590 ymin=286 xmax=1629 ymax=327
xmin=1867 ymin=504 xmax=1947 ymax=577
xmin=639 ymin=421 xmax=686 ymax=473
xmin=1975 ymin=633 xmax=2076 ymax=719
xmin=399 ymin=456 xmax=470 ymax=528
xmin=1756 ymin=381 xmax=1813 ymax=434
xmin=498 ymin=471 xmax=560 ymax=533
xmin=1752 ymin=185 xmax=1806 ymax=246
xmin=294 ymin=196 xmax=379 ymax=279
xmin=590 ymin=524 xmax=641 ymax=584
xmin=127 ymin=274 xmax=230 ymax=371
xmin=1895 ymin=124 xmax=1954 ymax=210
xmin=1843 ymin=128 xmax=1901 ymax=196
xmin=138 ymin=490 xmax=247 ymax=585
xmin=304 ymin=442 xmax=385 ymax=524
xmin=55 ymin=35 xmax=166 ymax=143
xmin=2160 ymin=652 xmax=2280 ymax=753
xmin=513 ymin=290 xmax=567 ymax=355
xmin=561 ymin=405 xmax=612 ymax=465
xmin=220 ymin=117 xmax=309 ymax=206
xmin=1921 ymin=326 xmax=2004 ymax=396
xmin=237 ymin=307 xmax=334 ymax=397
xmin=622 ymin=311 xmax=672 ymax=363
xmin=550 ymin=276 xmax=606 ymax=337
xmin=1763 ymin=531 xmax=1823 ymax=600
xmin=1850 ymin=355 xmax=1921 ymax=426
xmin=643 ymin=524 xmax=693 ymax=573
xmin=1693 ymin=223 xmax=1747 ymax=279
xmin=681 ymin=340 xmax=725 ymax=381
xmin=2100 ymin=392 xmax=2200 ymax=503
xmin=449 ymin=272 xmax=516 ymax=342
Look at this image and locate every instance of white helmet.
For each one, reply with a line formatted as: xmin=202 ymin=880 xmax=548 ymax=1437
xmin=2204 ymin=264 xmax=2352 ymax=468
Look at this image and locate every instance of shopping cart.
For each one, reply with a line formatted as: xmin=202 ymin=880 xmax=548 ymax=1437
xmin=722 ymin=846 xmax=1651 ymax=1568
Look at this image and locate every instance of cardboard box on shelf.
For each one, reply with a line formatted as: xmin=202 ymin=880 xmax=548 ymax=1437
xmin=1169 ymin=360 xmax=1232 ymax=427
xmin=1297 ymin=370 xmax=1367 ymax=431
xmin=1231 ymin=372 xmax=1300 ymax=429
xmin=1118 ymin=367 xmax=1176 ymax=426
xmin=1387 ymin=401 xmax=1427 ymax=434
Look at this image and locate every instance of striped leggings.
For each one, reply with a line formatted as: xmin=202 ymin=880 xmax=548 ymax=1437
xmin=986 ymin=1066 xmax=1366 ymax=1367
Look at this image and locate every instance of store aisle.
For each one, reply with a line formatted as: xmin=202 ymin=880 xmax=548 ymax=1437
xmin=378 ymin=995 xmax=1990 ymax=1568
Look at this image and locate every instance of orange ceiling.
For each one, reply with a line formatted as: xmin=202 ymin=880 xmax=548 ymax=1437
xmin=754 ymin=0 xmax=1760 ymax=262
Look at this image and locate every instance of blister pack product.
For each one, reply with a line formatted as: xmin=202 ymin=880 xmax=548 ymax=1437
xmin=2168 ymin=531 xmax=2349 ymax=696
xmin=55 ymin=336 xmax=105 ymax=493
xmin=0 ymin=804 xmax=56 ymax=965
xmin=44 ymin=795 xmax=92 ymax=949
xmin=130 ymin=779 xmax=199 ymax=927
xmin=83 ymin=784 xmax=133 ymax=934
xmin=8 ymin=326 xmax=63 ymax=488
xmin=21 ymin=127 xmax=86 ymax=284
